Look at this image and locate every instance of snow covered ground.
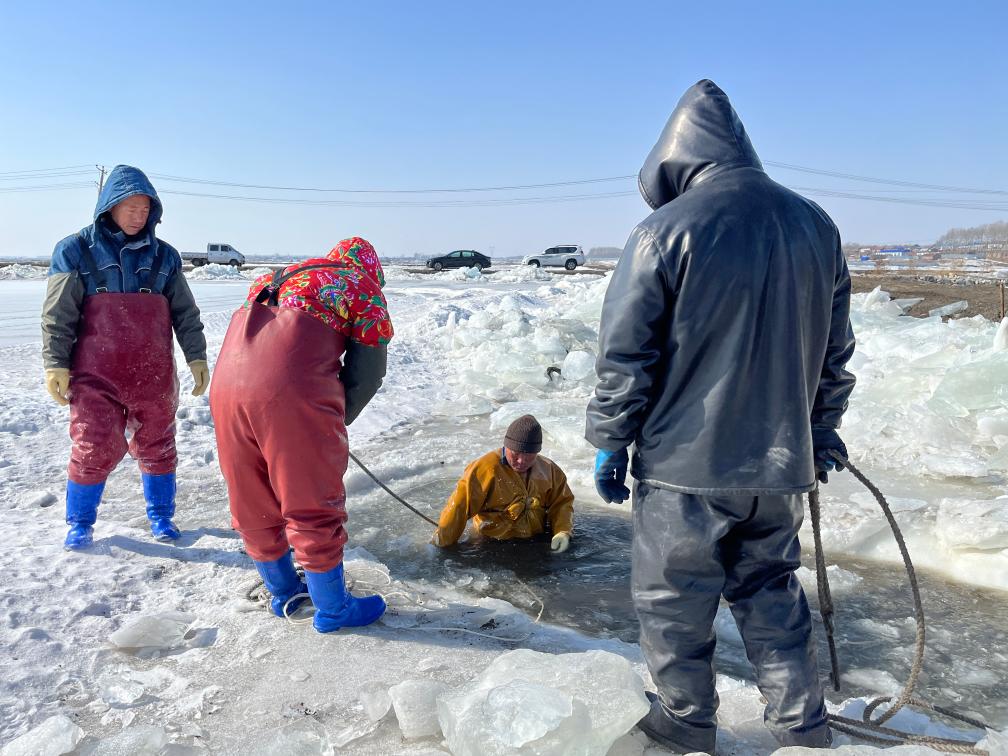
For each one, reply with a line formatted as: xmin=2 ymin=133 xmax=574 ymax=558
xmin=0 ymin=265 xmax=1005 ymax=754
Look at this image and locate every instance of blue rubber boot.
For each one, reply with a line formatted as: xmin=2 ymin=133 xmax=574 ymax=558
xmin=253 ymin=552 xmax=309 ymax=618
xmin=64 ymin=480 xmax=106 ymax=550
xmin=305 ymin=564 xmax=386 ymax=633
xmin=142 ymin=472 xmax=181 ymax=541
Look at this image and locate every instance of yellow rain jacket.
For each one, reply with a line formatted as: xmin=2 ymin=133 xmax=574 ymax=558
xmin=434 ymin=450 xmax=574 ymax=546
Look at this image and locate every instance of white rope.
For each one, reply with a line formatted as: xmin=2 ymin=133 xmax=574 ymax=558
xmin=351 ymin=565 xmax=546 ymax=643
xmin=282 ymin=592 xmax=313 ymax=625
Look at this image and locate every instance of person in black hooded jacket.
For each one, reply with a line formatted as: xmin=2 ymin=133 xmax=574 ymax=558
xmin=585 ymin=80 xmax=855 ymax=752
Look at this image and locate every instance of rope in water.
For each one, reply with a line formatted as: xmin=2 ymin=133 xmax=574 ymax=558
xmin=348 ymin=451 xmax=439 ymax=527
xmin=813 ymin=451 xmax=989 ymax=754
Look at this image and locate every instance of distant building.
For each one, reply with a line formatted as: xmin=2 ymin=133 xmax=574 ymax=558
xmin=877 ymin=246 xmax=913 ymax=257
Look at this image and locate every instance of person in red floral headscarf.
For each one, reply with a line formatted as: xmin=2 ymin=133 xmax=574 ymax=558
xmin=210 ymin=237 xmax=393 ymax=633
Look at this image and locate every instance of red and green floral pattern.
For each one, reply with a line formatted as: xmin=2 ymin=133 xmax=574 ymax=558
xmin=245 ymin=237 xmax=393 ymax=346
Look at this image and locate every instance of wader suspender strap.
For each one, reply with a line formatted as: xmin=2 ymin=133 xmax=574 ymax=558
xmin=74 ymin=235 xmax=109 ymax=293
xmin=254 ymin=262 xmax=353 ymax=306
xmin=74 ymin=235 xmax=164 ymax=294
xmin=141 ymin=245 xmax=166 ymax=294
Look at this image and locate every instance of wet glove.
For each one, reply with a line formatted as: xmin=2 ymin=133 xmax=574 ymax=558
xmin=812 ymin=427 xmax=847 ymax=484
xmin=44 ymin=368 xmax=70 ymax=406
xmin=188 ymin=360 xmax=210 ymax=397
xmin=594 ymin=447 xmax=630 ymax=504
xmin=550 ymin=532 xmax=570 ymax=553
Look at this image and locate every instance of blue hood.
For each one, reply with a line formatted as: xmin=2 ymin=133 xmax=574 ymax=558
xmin=94 ymin=165 xmax=163 ymax=234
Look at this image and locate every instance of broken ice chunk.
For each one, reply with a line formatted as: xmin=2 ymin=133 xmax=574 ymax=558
xmin=561 ymin=350 xmax=596 ymax=382
xmin=358 ymin=681 xmax=392 ymax=722
xmin=995 ymin=318 xmax=1008 ymax=352
xmin=88 ymin=725 xmax=169 ymax=755
xmin=108 ymin=612 xmax=194 ymax=656
xmin=440 ymin=679 xmax=591 ymax=755
xmin=438 ymin=649 xmax=649 ymax=755
xmin=0 ymin=715 xmax=83 ymax=756
xmin=928 ymin=300 xmax=968 ymax=318
xmin=416 ymin=657 xmax=446 ymax=673
xmin=98 ymin=671 xmax=145 ymax=706
xmin=892 ymin=297 xmax=924 ymax=314
xmin=389 ymin=679 xmax=448 ymax=739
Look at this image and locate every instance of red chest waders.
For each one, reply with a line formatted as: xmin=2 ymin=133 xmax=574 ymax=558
xmin=209 ymin=263 xmax=351 ymax=573
xmin=67 ymin=241 xmax=179 ymax=485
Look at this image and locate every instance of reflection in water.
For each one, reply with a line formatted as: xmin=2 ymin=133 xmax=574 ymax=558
xmin=348 ymin=476 xmax=1008 ymax=728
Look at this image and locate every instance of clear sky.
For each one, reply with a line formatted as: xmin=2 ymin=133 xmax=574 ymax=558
xmin=1 ymin=1 xmax=1006 ymax=258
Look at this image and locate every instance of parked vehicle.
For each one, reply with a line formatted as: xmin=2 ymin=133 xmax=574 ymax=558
xmin=522 ymin=245 xmax=585 ymax=270
xmin=184 ymin=243 xmax=246 ymax=267
xmin=425 ymin=250 xmax=492 ymax=272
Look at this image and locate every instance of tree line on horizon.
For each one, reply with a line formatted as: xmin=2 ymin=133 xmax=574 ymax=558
xmin=840 ymin=219 xmax=1008 ymax=253
xmin=935 ymin=220 xmax=1008 ymax=248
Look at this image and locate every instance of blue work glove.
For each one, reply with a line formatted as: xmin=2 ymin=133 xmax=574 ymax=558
xmin=811 ymin=427 xmax=848 ymax=484
xmin=594 ymin=448 xmax=630 ymax=503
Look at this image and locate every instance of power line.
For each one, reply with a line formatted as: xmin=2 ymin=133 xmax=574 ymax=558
xmin=148 ymin=172 xmax=637 ymax=194
xmin=158 ymin=187 xmax=639 ymax=207
xmin=795 ymin=187 xmax=1008 ymax=212
xmin=0 ymin=164 xmax=93 ymax=176
xmin=0 ymin=169 xmax=94 ymax=182
xmin=4 ymin=162 xmax=1007 ymax=213
xmin=0 ymin=182 xmax=95 ymax=193
xmin=766 ymin=161 xmax=1008 ymax=196
xmin=150 ymin=163 xmax=1007 ymax=197
xmin=5 ymin=162 xmax=1007 ymax=196
xmin=155 ymin=185 xmax=1008 ymax=211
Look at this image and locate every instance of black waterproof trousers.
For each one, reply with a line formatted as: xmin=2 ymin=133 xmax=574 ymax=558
xmin=631 ymin=481 xmax=831 ymax=753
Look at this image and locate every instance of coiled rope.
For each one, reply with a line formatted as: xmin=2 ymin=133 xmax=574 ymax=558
xmin=813 ymin=451 xmax=990 ymax=754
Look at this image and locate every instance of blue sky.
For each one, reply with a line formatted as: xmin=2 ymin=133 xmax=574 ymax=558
xmin=1 ymin=1 xmax=1006 ymax=258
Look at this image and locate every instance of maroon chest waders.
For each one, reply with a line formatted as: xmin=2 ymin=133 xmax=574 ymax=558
xmin=67 ymin=244 xmax=179 ymax=485
xmin=209 ymin=264 xmax=351 ymax=573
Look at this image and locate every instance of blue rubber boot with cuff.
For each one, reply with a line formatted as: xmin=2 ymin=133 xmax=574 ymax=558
xmin=305 ymin=563 xmax=385 ymax=633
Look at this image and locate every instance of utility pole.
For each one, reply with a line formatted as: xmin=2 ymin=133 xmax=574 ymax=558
xmin=96 ymin=165 xmax=107 ymax=195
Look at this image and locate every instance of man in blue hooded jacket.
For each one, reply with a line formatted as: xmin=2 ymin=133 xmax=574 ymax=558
xmin=41 ymin=165 xmax=209 ymax=550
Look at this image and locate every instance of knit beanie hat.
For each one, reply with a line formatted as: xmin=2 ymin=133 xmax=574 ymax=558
xmin=504 ymin=415 xmax=542 ymax=454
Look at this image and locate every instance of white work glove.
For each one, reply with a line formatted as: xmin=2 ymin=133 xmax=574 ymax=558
xmin=550 ymin=532 xmax=570 ymax=553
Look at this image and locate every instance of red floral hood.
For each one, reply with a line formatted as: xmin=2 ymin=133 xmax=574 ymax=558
xmin=327 ymin=237 xmax=385 ymax=288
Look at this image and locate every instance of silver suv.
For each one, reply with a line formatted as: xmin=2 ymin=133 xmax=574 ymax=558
xmin=522 ymin=245 xmax=586 ymax=270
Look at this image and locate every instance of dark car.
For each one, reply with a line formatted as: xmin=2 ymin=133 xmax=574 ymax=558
xmin=425 ymin=250 xmax=492 ymax=272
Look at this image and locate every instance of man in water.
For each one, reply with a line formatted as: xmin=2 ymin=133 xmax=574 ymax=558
xmin=432 ymin=415 xmax=574 ymax=552
xmin=586 ymin=80 xmax=854 ymax=752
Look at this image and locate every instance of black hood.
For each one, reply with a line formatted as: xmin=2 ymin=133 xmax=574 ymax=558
xmin=639 ymin=79 xmax=763 ymax=210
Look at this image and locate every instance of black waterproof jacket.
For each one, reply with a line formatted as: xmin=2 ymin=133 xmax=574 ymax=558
xmin=585 ymin=80 xmax=856 ymax=495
